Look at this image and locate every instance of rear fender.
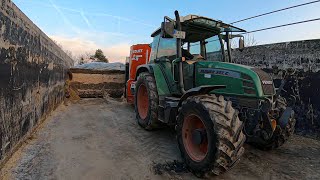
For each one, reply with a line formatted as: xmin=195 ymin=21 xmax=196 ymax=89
xmin=135 ymin=65 xmax=153 ymax=80
xmin=178 ymin=85 xmax=226 ymax=106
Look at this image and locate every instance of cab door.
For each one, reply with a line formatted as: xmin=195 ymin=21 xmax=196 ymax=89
xmin=150 ymin=34 xmax=180 ymax=95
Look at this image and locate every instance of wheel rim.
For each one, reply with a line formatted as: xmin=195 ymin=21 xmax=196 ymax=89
xmin=137 ymin=84 xmax=149 ymax=120
xmin=182 ymin=114 xmax=208 ymax=162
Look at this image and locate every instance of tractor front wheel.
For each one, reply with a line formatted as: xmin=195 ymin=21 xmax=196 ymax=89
xmin=251 ymin=97 xmax=296 ymax=150
xmin=177 ymin=95 xmax=246 ymax=176
xmin=135 ymin=72 xmax=161 ymax=130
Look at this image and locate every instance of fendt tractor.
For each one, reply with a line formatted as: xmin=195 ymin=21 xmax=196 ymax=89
xmin=125 ymin=11 xmax=296 ymax=176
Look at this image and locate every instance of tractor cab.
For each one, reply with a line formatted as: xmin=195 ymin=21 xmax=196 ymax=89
xmin=147 ymin=13 xmax=260 ymax=96
xmin=150 ymin=14 xmax=246 ymax=64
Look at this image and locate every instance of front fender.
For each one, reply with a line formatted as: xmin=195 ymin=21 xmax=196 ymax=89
xmin=178 ymin=85 xmax=226 ymax=106
xmin=135 ymin=65 xmax=154 ymax=80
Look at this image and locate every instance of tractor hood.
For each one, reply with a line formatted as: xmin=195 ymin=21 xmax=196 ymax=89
xmin=195 ymin=61 xmax=275 ymax=98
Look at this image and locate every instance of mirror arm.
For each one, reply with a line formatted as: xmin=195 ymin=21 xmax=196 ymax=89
xmin=218 ymin=34 xmax=226 ymax=62
xmin=164 ymin=16 xmax=175 ymax=22
xmin=226 ymin=32 xmax=232 ymax=63
xmin=230 ymin=34 xmax=244 ymax=38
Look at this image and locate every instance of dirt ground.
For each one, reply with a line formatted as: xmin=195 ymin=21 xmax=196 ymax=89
xmin=1 ymin=98 xmax=320 ymax=180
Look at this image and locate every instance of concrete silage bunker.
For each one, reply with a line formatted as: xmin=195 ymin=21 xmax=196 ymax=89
xmin=0 ymin=0 xmax=73 ymax=164
xmin=70 ymin=62 xmax=125 ymax=98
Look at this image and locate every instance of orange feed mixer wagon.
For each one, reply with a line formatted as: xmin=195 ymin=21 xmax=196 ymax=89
xmin=125 ymin=44 xmax=151 ymax=104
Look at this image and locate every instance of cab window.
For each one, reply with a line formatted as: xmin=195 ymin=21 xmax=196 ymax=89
xmin=206 ymin=36 xmax=223 ymax=61
xmin=189 ymin=42 xmax=200 ymax=55
xmin=157 ymin=37 xmax=176 ymax=61
xmin=150 ymin=34 xmax=160 ymax=62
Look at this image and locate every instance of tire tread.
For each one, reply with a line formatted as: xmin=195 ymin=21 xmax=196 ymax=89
xmin=177 ymin=94 xmax=246 ymax=176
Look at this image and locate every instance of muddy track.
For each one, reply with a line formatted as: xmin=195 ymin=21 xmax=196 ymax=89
xmin=1 ymin=98 xmax=320 ymax=180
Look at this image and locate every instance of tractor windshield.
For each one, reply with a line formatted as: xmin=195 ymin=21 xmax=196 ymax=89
xmin=184 ymin=35 xmax=224 ymax=62
xmin=206 ymin=36 xmax=224 ymax=61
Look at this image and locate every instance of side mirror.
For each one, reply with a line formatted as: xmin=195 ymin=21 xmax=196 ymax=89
xmin=239 ymin=37 xmax=245 ymax=52
xmin=161 ymin=21 xmax=186 ymax=39
xmin=161 ymin=22 xmax=175 ymax=38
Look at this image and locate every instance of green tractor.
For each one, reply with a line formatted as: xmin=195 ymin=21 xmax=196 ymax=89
xmin=133 ymin=11 xmax=295 ymax=175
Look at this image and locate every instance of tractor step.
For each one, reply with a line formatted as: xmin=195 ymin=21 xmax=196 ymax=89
xmin=158 ymin=97 xmax=180 ymax=124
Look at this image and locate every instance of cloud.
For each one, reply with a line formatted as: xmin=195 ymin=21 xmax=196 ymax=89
xmin=14 ymin=0 xmax=154 ymax=64
xmin=50 ymin=35 xmax=130 ymax=63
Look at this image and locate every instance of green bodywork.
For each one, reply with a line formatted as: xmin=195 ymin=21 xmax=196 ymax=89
xmin=150 ymin=60 xmax=274 ymax=100
xmin=136 ymin=14 xmax=275 ymax=109
xmin=195 ymin=61 xmax=271 ymax=98
xmin=151 ymin=63 xmax=177 ymax=95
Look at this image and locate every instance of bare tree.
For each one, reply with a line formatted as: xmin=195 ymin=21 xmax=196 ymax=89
xmin=53 ymin=40 xmax=64 ymax=49
xmin=244 ymin=34 xmax=258 ymax=47
xmin=75 ymin=52 xmax=93 ymax=65
xmin=231 ymin=39 xmax=238 ymax=49
xmin=231 ymin=34 xmax=258 ymax=49
xmin=51 ymin=39 xmax=80 ymax=66
xmin=64 ymin=50 xmax=73 ymax=58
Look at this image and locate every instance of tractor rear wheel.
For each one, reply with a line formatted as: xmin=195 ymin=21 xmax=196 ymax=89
xmin=177 ymin=94 xmax=246 ymax=176
xmin=135 ymin=72 xmax=161 ymax=130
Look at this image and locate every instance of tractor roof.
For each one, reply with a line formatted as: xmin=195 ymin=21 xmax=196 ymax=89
xmin=151 ymin=14 xmax=246 ymax=42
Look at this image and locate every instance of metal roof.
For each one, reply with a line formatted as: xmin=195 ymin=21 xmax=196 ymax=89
xmin=151 ymin=14 xmax=246 ymax=38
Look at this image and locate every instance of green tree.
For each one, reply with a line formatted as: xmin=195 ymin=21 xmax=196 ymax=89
xmin=94 ymin=49 xmax=109 ymax=63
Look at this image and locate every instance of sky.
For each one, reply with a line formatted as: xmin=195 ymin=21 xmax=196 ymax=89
xmin=12 ymin=0 xmax=320 ymax=63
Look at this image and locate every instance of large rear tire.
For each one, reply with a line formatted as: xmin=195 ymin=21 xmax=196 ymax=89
xmin=135 ymin=72 xmax=162 ymax=130
xmin=177 ymin=94 xmax=246 ymax=176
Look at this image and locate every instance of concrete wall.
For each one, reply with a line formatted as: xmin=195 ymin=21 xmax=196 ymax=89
xmin=232 ymin=39 xmax=320 ymax=71
xmin=232 ymin=39 xmax=320 ymax=138
xmin=0 ymin=0 xmax=73 ymax=162
xmin=70 ymin=69 xmax=125 ymax=98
